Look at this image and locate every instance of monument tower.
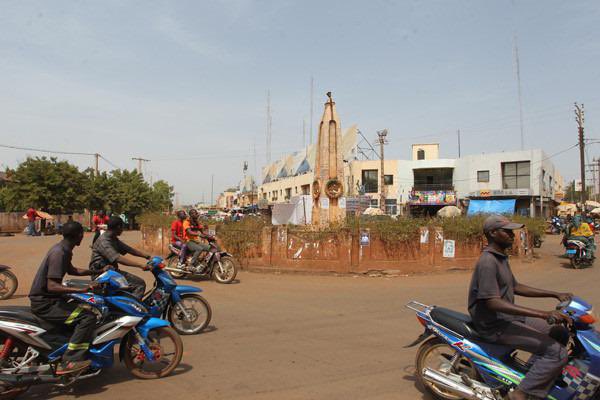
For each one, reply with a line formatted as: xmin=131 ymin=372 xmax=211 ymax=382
xmin=312 ymin=92 xmax=345 ymax=224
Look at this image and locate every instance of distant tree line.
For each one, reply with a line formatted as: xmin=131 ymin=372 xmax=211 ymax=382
xmin=0 ymin=157 xmax=174 ymax=223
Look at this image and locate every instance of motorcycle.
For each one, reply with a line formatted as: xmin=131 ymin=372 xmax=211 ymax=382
xmin=0 ymin=260 xmax=183 ymax=398
xmin=0 ymin=266 xmax=17 ymax=300
xmin=564 ymin=239 xmax=593 ymax=269
xmin=550 ymin=217 xmax=564 ymax=235
xmin=66 ymin=256 xmax=211 ymax=335
xmin=406 ymin=296 xmax=600 ymax=400
xmin=165 ymin=238 xmax=238 ymax=284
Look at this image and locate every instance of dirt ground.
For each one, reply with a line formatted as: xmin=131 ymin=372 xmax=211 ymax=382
xmin=0 ymin=232 xmax=597 ymax=400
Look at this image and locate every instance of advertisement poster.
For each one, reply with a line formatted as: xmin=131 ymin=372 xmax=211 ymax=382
xmin=443 ymin=240 xmax=456 ymax=258
xmin=360 ymin=231 xmax=370 ymax=246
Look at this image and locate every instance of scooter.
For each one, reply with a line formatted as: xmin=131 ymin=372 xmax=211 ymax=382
xmin=406 ymin=296 xmax=600 ymax=400
xmin=165 ymin=238 xmax=238 ymax=284
xmin=0 ymin=260 xmax=183 ymax=398
xmin=564 ymin=239 xmax=593 ymax=269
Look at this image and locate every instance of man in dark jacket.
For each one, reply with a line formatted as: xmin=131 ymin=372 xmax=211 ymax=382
xmin=468 ymin=215 xmax=572 ymax=400
xmin=89 ymin=216 xmax=151 ymax=298
xmin=29 ymin=221 xmax=99 ymax=375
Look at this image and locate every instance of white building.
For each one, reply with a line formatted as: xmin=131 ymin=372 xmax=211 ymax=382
xmin=258 ymin=138 xmax=564 ymax=218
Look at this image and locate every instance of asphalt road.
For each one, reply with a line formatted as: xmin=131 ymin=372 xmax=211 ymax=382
xmin=0 ymin=232 xmax=597 ymax=400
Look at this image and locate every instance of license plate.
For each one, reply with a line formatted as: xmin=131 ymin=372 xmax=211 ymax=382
xmin=566 ymin=249 xmax=577 ymax=254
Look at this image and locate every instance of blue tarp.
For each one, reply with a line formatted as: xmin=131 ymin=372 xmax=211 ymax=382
xmin=467 ymin=199 xmax=516 ymax=215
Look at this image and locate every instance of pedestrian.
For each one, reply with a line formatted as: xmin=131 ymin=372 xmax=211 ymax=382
xmin=89 ymin=216 xmax=151 ymax=298
xmin=26 ymin=207 xmax=40 ymax=236
xmin=92 ymin=210 xmax=109 ymax=245
xmin=29 ymin=221 xmax=100 ymax=375
xmin=468 ymin=215 xmax=572 ymax=400
xmin=171 ymin=210 xmax=188 ymax=268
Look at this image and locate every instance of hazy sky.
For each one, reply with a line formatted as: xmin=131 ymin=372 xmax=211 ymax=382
xmin=1 ymin=1 xmax=599 ymax=203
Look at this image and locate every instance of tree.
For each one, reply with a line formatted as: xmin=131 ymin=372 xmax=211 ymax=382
xmin=1 ymin=157 xmax=88 ymax=213
xmin=85 ymin=169 xmax=112 ymax=212
xmin=149 ymin=180 xmax=174 ymax=212
xmin=105 ymin=170 xmax=153 ymax=224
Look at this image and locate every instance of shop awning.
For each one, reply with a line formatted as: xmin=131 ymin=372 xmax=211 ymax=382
xmin=467 ymin=199 xmax=516 ymax=215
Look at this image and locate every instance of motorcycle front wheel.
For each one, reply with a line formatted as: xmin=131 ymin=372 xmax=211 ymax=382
xmin=123 ymin=326 xmax=183 ymax=379
xmin=212 ymin=256 xmax=238 ymax=284
xmin=0 ymin=270 xmax=18 ymax=300
xmin=415 ymin=337 xmax=479 ymax=400
xmin=168 ymin=294 xmax=212 ymax=335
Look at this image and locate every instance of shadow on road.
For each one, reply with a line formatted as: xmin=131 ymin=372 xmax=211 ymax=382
xmin=401 ymin=364 xmax=433 ymax=399
xmin=25 ymin=363 xmax=194 ymax=399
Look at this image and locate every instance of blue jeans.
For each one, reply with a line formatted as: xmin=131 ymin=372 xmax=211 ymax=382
xmin=27 ymin=221 xmax=38 ymax=236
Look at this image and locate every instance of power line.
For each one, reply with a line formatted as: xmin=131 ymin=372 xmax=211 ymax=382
xmin=0 ymin=143 xmax=95 ymax=156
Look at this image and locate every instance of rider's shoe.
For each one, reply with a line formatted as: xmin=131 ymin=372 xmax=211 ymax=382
xmin=56 ymin=359 xmax=91 ymax=375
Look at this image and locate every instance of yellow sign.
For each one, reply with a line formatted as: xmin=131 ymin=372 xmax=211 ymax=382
xmin=479 ymin=189 xmax=491 ymax=197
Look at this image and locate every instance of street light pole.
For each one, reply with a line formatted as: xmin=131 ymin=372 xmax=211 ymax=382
xmin=575 ymin=103 xmax=586 ymax=204
xmin=377 ymin=129 xmax=388 ymax=213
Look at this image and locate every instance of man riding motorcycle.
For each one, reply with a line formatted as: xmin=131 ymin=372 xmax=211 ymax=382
xmin=170 ymin=210 xmax=188 ymax=268
xmin=29 ymin=221 xmax=103 ymax=375
xmin=182 ymin=209 xmax=211 ymax=271
xmin=89 ymin=216 xmax=151 ymax=298
xmin=469 ymin=215 xmax=572 ymax=400
xmin=565 ymin=214 xmax=595 ymax=259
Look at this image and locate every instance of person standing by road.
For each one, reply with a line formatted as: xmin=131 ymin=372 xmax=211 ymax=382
xmin=92 ymin=210 xmax=109 ymax=245
xmin=89 ymin=216 xmax=151 ymax=298
xmin=29 ymin=221 xmax=100 ymax=375
xmin=468 ymin=215 xmax=572 ymax=400
xmin=26 ymin=207 xmax=40 ymax=236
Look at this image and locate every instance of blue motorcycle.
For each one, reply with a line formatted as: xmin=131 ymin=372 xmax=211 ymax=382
xmin=0 ymin=259 xmax=184 ymax=398
xmin=407 ymin=297 xmax=600 ymax=400
xmin=67 ymin=256 xmax=212 ymax=335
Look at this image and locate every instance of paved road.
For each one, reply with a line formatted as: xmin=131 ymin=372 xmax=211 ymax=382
xmin=0 ymin=232 xmax=597 ymax=400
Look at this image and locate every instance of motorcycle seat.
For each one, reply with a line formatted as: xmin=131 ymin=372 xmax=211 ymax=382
xmin=0 ymin=306 xmax=58 ymax=331
xmin=429 ymin=307 xmax=482 ymax=340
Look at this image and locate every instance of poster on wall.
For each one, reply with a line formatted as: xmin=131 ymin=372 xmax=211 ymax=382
xmin=420 ymin=228 xmax=429 ymax=244
xmin=338 ymin=197 xmax=346 ymax=209
xmin=443 ymin=240 xmax=456 ymax=258
xmin=320 ymin=197 xmax=330 ymax=209
xmin=360 ymin=231 xmax=370 ymax=246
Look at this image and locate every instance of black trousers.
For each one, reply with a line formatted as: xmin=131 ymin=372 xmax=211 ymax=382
xmin=30 ymin=298 xmax=96 ymax=362
xmin=495 ymin=317 xmax=568 ymax=398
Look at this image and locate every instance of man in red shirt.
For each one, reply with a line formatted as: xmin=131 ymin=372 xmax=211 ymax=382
xmin=171 ymin=210 xmax=187 ymax=267
xmin=92 ymin=211 xmax=109 ymax=244
xmin=26 ymin=207 xmax=40 ymax=236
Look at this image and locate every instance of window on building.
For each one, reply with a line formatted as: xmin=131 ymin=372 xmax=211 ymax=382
xmin=417 ymin=149 xmax=425 ymax=160
xmin=502 ymin=161 xmax=530 ymax=189
xmin=370 ymin=199 xmax=379 ymax=207
xmin=384 ymin=174 xmax=394 ymax=185
xmin=285 ymin=188 xmax=292 ymax=199
xmin=477 ymin=170 xmax=490 ymax=182
xmin=362 ymin=169 xmax=378 ymax=193
xmin=262 ymin=193 xmax=267 ymax=200
xmin=385 ymin=199 xmax=397 ymax=215
xmin=413 ymin=168 xmax=454 ymax=190
xmin=301 ymin=184 xmax=310 ymax=195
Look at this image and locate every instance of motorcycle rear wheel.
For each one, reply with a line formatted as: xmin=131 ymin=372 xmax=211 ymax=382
xmin=570 ymin=257 xmax=583 ymax=269
xmin=0 ymin=270 xmax=18 ymax=300
xmin=123 ymin=327 xmax=183 ymax=379
xmin=168 ymin=294 xmax=212 ymax=335
xmin=415 ymin=337 xmax=479 ymax=400
xmin=212 ymin=256 xmax=237 ymax=284
xmin=166 ymin=257 xmax=186 ymax=279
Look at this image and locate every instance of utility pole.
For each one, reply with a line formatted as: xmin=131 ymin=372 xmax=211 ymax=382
xmin=211 ymin=174 xmax=214 ymax=206
xmin=94 ymin=153 xmax=100 ymax=176
xmin=266 ymin=90 xmax=272 ymax=164
xmin=310 ymin=76 xmax=314 ymax=145
xmin=457 ymin=129 xmax=461 ymax=158
xmin=575 ymin=103 xmax=586 ymax=204
xmin=377 ymin=129 xmax=388 ymax=213
xmin=514 ymin=34 xmax=525 ymax=150
xmin=131 ymin=157 xmax=150 ymax=175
